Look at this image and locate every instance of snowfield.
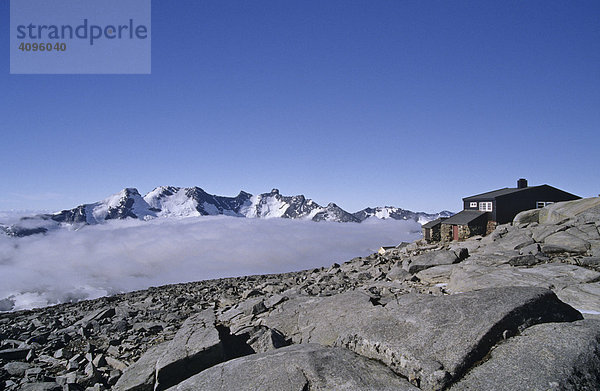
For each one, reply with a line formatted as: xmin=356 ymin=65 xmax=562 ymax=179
xmin=0 ymin=215 xmax=421 ymax=311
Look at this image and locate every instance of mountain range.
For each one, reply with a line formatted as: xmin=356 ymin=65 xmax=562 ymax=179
xmin=0 ymin=187 xmax=453 ymax=237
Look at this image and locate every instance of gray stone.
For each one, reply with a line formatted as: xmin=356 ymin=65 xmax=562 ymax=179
xmin=544 ymin=231 xmax=590 ymax=254
xmin=3 ymin=361 xmax=31 ymax=376
xmin=164 ymin=344 xmax=418 ymax=391
xmin=154 ymin=310 xmax=225 ymax=391
xmin=105 ymin=356 xmax=128 ymax=371
xmin=578 ymin=257 xmax=600 ymax=269
xmin=448 ymin=263 xmax=600 ymax=294
xmin=507 ymin=254 xmax=538 ymax=266
xmin=415 ymin=264 xmax=455 ymax=285
xmin=263 ymin=294 xmax=287 ymax=309
xmin=498 ymin=231 xmax=535 ymax=251
xmin=531 ymin=221 xmax=568 ymax=241
xmin=539 ymin=197 xmax=600 ymax=224
xmin=235 ymin=326 xmax=288 ymax=353
xmin=251 ymin=300 xmax=267 ymax=315
xmin=76 ymin=308 xmax=115 ymax=326
xmin=387 ymin=263 xmax=412 ymax=281
xmin=25 ymin=366 xmax=43 ymax=378
xmin=262 ymin=287 xmax=581 ymax=391
xmin=518 ymin=242 xmax=540 ymax=255
xmin=114 ymin=342 xmax=167 ymax=391
xmin=404 ymin=250 xmax=459 ymax=274
xmin=513 ymin=208 xmax=540 ymax=224
xmin=555 ymin=283 xmax=600 ymax=319
xmin=577 ymin=224 xmax=600 ymax=241
xmin=450 ymin=320 xmax=600 ymax=391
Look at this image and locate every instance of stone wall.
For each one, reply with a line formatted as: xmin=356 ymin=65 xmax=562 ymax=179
xmin=423 ymin=225 xmax=442 ymax=243
xmin=441 ymin=223 xmax=484 ymax=242
xmin=486 ymin=220 xmax=498 ymax=235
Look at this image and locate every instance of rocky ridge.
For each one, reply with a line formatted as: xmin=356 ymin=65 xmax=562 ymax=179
xmin=1 ymin=197 xmax=599 ymax=390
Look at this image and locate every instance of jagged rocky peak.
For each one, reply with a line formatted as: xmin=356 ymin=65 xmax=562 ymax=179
xmin=313 ymin=202 xmax=360 ymax=223
xmin=353 ymin=206 xmax=451 ymax=224
xmin=147 ymin=185 xmax=180 ymax=199
xmin=237 ymin=190 xmax=252 ymax=198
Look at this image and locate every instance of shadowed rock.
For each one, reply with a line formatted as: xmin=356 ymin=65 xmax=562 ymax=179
xmin=555 ymin=283 xmax=600 ymax=319
xmin=262 ymin=287 xmax=582 ymax=390
xmin=404 ymin=250 xmax=461 ymax=274
xmin=543 ymin=231 xmax=591 ymax=254
xmin=450 ymin=320 xmax=600 ymax=391
xmin=164 ymin=343 xmax=419 ymax=391
xmin=114 ymin=342 xmax=167 ymax=391
xmin=447 ymin=263 xmax=600 ymax=294
xmin=539 ymin=197 xmax=600 ymax=225
xmin=154 ymin=310 xmax=226 ymax=391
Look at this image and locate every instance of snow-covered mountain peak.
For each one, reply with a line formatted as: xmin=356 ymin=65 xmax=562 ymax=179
xmin=2 ymin=186 xmax=453 ymax=237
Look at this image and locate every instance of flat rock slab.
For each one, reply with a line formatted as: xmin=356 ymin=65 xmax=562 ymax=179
xmin=114 ymin=342 xmax=167 ymax=391
xmin=539 ymin=197 xmax=600 ymax=224
xmin=492 ymin=231 xmax=534 ymax=251
xmin=262 ymin=287 xmax=582 ymax=390
xmin=513 ymin=209 xmax=540 ymax=224
xmin=115 ymin=309 xmax=228 ymax=391
xmin=415 ymin=264 xmax=456 ymax=285
xmin=164 ymin=343 xmax=418 ymax=391
xmin=450 ymin=320 xmax=600 ymax=391
xmin=555 ymin=283 xmax=600 ymax=319
xmin=404 ymin=250 xmax=459 ymax=274
xmin=447 ymin=263 xmax=600 ymax=294
xmin=154 ymin=310 xmax=225 ymax=391
xmin=543 ymin=231 xmax=590 ymax=254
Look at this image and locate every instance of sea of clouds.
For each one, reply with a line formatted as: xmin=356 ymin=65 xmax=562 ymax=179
xmin=0 ymin=216 xmax=421 ymax=311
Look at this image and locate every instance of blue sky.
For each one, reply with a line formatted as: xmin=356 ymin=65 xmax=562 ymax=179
xmin=1 ymin=0 xmax=599 ymax=214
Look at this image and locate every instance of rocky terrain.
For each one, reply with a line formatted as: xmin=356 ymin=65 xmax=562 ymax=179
xmin=0 ymin=187 xmax=452 ymax=237
xmin=1 ymin=197 xmax=599 ymax=390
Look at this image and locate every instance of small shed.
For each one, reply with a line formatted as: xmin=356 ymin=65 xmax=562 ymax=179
xmin=440 ymin=210 xmax=488 ymax=242
xmin=422 ymin=218 xmax=446 ymax=243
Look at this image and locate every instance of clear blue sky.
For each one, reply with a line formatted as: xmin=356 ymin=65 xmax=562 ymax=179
xmin=1 ymin=0 xmax=599 ymax=214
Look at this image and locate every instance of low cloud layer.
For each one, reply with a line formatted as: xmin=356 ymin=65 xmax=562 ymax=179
xmin=0 ymin=216 xmax=421 ymax=311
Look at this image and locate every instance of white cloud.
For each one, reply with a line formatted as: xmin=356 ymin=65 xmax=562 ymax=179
xmin=0 ymin=216 xmax=421 ymax=311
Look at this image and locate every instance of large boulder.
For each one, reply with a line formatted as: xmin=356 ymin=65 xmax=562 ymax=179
xmin=154 ymin=310 xmax=227 ymax=391
xmin=539 ymin=197 xmax=600 ymax=224
xmin=450 ymin=320 xmax=600 ymax=391
xmin=116 ymin=309 xmax=247 ymax=391
xmin=447 ymin=263 xmax=600 ymax=294
xmin=403 ymin=250 xmax=462 ymax=274
xmin=415 ymin=264 xmax=456 ymax=285
xmin=513 ymin=208 xmax=540 ymax=224
xmin=555 ymin=283 xmax=600 ymax=319
xmin=262 ymin=287 xmax=582 ymax=390
xmin=164 ymin=344 xmax=419 ymax=391
xmin=114 ymin=342 xmax=168 ymax=391
xmin=543 ymin=231 xmax=591 ymax=254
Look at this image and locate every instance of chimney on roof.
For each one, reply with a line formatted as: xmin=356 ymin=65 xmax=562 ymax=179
xmin=517 ymin=178 xmax=528 ymax=189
